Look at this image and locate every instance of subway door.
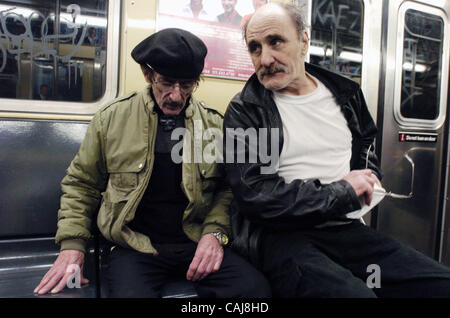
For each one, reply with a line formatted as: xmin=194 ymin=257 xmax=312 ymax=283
xmin=376 ymin=0 xmax=450 ymax=261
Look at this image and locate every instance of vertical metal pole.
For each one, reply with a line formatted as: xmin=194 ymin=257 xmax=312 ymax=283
xmin=53 ymin=0 xmax=61 ymax=99
xmin=331 ymin=25 xmax=337 ymax=72
xmin=410 ymin=41 xmax=417 ymax=109
xmin=16 ymin=40 xmax=21 ymax=98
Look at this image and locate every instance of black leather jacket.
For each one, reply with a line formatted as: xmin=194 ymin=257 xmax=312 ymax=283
xmin=223 ymin=63 xmax=382 ymax=264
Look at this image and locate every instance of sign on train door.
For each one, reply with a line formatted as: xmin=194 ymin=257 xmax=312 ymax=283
xmin=377 ymin=0 xmax=450 ymax=263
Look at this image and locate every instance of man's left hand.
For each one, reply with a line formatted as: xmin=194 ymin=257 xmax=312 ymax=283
xmin=186 ymin=234 xmax=224 ymax=281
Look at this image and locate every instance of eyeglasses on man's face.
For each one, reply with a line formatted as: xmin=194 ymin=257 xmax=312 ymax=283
xmin=153 ymin=76 xmax=198 ymax=94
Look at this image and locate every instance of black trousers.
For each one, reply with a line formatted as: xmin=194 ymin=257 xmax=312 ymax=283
xmin=105 ymin=242 xmax=271 ymax=298
xmin=260 ymin=221 xmax=450 ymax=298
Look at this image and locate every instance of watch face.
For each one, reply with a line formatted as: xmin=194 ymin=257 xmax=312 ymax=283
xmin=213 ymin=232 xmax=228 ymax=246
xmin=221 ymin=234 xmax=229 ymax=246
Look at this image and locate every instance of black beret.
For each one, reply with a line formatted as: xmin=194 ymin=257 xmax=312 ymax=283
xmin=131 ymin=28 xmax=207 ymax=79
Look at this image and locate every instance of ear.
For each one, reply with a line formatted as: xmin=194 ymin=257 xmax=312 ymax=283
xmin=301 ymin=30 xmax=309 ymax=57
xmin=140 ymin=65 xmax=152 ymax=84
xmin=144 ymin=73 xmax=152 ymax=84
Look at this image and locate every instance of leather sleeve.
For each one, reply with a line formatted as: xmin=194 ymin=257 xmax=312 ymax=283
xmin=350 ymin=89 xmax=382 ymax=179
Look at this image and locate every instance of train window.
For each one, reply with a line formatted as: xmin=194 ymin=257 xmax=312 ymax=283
xmin=308 ymin=0 xmax=363 ymax=83
xmin=0 ymin=0 xmax=120 ymax=115
xmin=399 ymin=9 xmax=444 ymax=121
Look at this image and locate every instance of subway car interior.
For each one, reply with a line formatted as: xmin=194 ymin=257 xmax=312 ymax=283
xmin=0 ymin=0 xmax=449 ymax=298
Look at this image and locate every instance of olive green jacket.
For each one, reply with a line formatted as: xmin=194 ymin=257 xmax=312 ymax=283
xmin=55 ymin=87 xmax=231 ymax=254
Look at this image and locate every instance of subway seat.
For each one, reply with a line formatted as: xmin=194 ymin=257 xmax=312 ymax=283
xmin=0 ymin=237 xmax=197 ymax=298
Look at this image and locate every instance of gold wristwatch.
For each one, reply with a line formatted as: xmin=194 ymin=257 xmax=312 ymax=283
xmin=212 ymin=232 xmax=229 ymax=246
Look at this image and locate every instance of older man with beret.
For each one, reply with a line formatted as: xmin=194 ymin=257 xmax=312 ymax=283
xmin=34 ymin=28 xmax=270 ymax=298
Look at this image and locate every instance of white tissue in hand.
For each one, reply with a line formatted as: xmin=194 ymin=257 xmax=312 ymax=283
xmin=346 ymin=183 xmax=386 ymax=219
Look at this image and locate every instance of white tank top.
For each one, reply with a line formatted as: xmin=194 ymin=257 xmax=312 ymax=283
xmin=274 ymin=74 xmax=352 ymax=185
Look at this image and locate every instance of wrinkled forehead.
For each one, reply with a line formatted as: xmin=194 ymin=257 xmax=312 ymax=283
xmin=246 ymin=9 xmax=293 ymax=42
xmin=248 ymin=5 xmax=290 ymax=28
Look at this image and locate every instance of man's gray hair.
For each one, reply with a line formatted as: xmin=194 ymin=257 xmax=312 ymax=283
xmin=242 ymin=3 xmax=308 ymax=42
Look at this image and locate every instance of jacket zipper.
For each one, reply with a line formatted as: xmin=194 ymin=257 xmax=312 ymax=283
xmin=116 ymin=110 xmax=157 ymax=248
xmin=183 ymin=116 xmax=199 ymax=241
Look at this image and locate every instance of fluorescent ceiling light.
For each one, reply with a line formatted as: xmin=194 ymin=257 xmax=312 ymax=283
xmin=309 ymin=46 xmax=332 ymax=57
xmin=60 ymin=13 xmax=107 ymax=28
xmin=309 ymin=46 xmax=363 ymax=64
xmin=0 ymin=5 xmax=35 ymax=17
xmin=403 ymin=62 xmax=427 ymax=73
xmin=339 ymin=51 xmax=362 ymax=63
xmin=0 ymin=5 xmax=106 ymax=28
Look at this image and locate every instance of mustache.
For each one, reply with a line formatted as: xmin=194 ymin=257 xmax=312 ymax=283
xmin=163 ymin=99 xmax=184 ymax=108
xmin=257 ymin=64 xmax=289 ymax=78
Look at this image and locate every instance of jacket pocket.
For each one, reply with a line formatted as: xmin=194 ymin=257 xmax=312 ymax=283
xmin=107 ymin=160 xmax=146 ymax=199
xmin=97 ymin=190 xmax=127 ymax=241
xmin=97 ymin=163 xmax=144 ymax=239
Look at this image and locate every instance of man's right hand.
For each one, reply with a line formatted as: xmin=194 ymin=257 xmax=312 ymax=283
xmin=34 ymin=249 xmax=89 ymax=295
xmin=342 ymin=169 xmax=381 ymax=206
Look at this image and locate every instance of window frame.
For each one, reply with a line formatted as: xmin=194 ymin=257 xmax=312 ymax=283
xmin=0 ymin=0 xmax=121 ymax=117
xmin=393 ymin=2 xmax=449 ymax=129
xmin=303 ymin=0 xmax=382 ymax=121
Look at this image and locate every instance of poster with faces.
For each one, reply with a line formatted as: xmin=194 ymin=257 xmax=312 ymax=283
xmin=157 ymin=0 xmax=270 ymax=80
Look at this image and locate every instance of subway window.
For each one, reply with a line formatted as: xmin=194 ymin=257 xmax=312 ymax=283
xmin=400 ymin=9 xmax=444 ymax=121
xmin=0 ymin=0 xmax=119 ymax=114
xmin=308 ymin=0 xmax=363 ymax=83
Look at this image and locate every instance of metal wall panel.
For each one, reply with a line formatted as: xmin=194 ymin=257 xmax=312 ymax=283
xmin=0 ymin=119 xmax=88 ymax=237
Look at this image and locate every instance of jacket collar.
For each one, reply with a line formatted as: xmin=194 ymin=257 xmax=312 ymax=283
xmin=142 ymin=85 xmax=196 ymax=119
xmin=241 ymin=62 xmax=360 ymax=107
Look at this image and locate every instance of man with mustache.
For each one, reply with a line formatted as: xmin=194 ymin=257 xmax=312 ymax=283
xmin=224 ymin=3 xmax=450 ymax=297
xmin=34 ymin=28 xmax=270 ymax=298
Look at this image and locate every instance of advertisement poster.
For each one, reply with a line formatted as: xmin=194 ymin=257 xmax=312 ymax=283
xmin=157 ymin=0 xmax=269 ymax=80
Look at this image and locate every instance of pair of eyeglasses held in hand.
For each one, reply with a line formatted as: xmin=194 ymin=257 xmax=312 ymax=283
xmin=365 ymin=144 xmax=414 ymax=199
xmin=346 ymin=145 xmax=414 ymax=219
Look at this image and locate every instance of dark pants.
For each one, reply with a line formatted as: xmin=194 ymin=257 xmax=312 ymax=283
xmin=260 ymin=221 xmax=450 ymax=298
xmin=106 ymin=242 xmax=271 ymax=298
